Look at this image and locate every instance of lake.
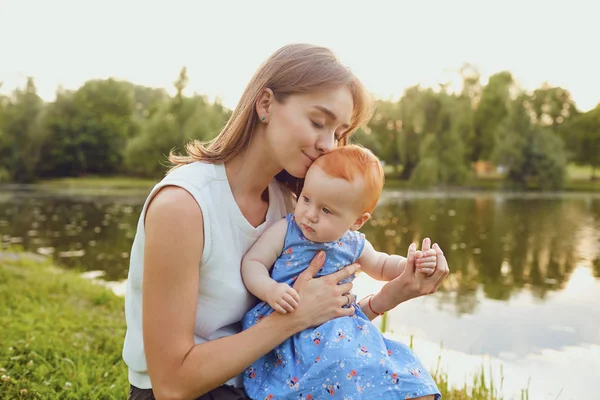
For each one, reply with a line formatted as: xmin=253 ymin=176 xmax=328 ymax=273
xmin=2 ymin=186 xmax=599 ymax=399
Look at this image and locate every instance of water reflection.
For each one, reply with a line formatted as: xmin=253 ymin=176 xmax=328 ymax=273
xmin=2 ymin=188 xmax=600 ymax=398
xmin=1 ymin=189 xmax=600 ymax=302
xmin=362 ymin=194 xmax=600 ymax=314
xmin=353 ymin=264 xmax=600 ymax=399
xmin=0 ymin=190 xmax=146 ymax=281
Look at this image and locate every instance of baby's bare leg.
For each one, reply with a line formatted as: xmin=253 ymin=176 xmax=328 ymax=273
xmin=411 ymin=395 xmax=436 ymax=400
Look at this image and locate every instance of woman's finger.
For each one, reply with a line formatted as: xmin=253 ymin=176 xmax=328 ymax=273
xmin=339 ymin=293 xmax=355 ymax=307
xmin=300 ymin=250 xmax=326 ymax=280
xmin=328 ymin=263 xmax=360 ymax=284
xmin=336 ymin=282 xmax=353 ymax=296
xmin=418 ymin=268 xmax=435 ymax=276
xmin=406 ymin=243 xmax=417 ymax=276
xmin=337 ymin=305 xmax=356 ymax=317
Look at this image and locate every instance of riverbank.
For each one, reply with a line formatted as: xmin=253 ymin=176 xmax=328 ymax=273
xmin=11 ymin=165 xmax=599 ymax=193
xmin=0 ymin=251 xmax=128 ymax=399
xmin=1 ymin=251 xmax=519 ymax=399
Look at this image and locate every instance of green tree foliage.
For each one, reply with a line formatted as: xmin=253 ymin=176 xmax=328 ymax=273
xmin=410 ymin=90 xmax=470 ymax=187
xmin=492 ymin=95 xmax=567 ymax=189
xmin=0 ymin=83 xmax=9 ymax=182
xmin=124 ymin=68 xmax=230 ymax=177
xmin=367 ymin=100 xmax=403 ymax=173
xmin=559 ymin=106 xmax=600 ymax=179
xmin=471 ymin=72 xmax=514 ymax=162
xmin=0 ymin=77 xmax=44 ymax=182
xmin=526 ymin=84 xmax=578 ymax=131
xmin=37 ymin=79 xmax=139 ymax=177
xmin=0 ymin=67 xmax=597 ymax=190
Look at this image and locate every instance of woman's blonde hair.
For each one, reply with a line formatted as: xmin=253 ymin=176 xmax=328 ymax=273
xmin=168 ymin=43 xmax=373 ymax=195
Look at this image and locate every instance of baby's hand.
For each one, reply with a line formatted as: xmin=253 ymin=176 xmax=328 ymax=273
xmin=266 ymin=282 xmax=300 ymax=314
xmin=415 ymin=238 xmax=437 ymax=277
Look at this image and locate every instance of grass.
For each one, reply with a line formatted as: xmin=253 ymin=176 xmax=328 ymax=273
xmin=383 ymin=163 xmax=600 ymax=192
xmin=37 ymin=175 xmax=156 ymax=190
xmin=1 ymin=251 xmax=528 ymax=399
xmin=0 ymin=251 xmax=128 ymax=399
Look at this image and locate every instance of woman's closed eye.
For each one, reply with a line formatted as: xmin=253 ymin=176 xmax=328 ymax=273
xmin=311 ymin=120 xmax=325 ymax=129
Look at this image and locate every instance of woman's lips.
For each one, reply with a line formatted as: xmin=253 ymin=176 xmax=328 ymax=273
xmin=302 ymin=151 xmax=316 ymax=162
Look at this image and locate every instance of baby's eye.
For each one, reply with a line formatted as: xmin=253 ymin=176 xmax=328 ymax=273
xmin=302 ymin=195 xmax=310 ymax=203
xmin=322 ymin=208 xmax=331 ymax=215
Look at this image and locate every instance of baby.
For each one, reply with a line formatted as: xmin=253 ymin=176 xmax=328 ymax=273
xmin=241 ymin=145 xmax=441 ymax=399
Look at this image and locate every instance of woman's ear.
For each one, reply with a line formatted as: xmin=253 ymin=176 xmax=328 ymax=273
xmin=350 ymin=212 xmax=371 ymax=231
xmin=255 ymin=88 xmax=275 ymax=123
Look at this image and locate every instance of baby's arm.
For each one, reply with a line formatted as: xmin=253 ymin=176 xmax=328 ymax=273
xmin=358 ymin=239 xmax=437 ymax=281
xmin=241 ymin=218 xmax=300 ymax=314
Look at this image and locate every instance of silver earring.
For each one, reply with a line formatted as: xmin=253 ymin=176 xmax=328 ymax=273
xmin=261 ymin=115 xmax=267 ymax=122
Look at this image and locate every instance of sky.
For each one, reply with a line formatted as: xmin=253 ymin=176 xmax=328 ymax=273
xmin=1 ymin=0 xmax=599 ymax=111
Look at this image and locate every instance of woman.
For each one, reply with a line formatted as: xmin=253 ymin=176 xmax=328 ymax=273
xmin=123 ymin=43 xmax=449 ymax=400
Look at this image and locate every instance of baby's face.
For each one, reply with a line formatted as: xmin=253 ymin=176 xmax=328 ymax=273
xmin=295 ymin=165 xmax=365 ymax=243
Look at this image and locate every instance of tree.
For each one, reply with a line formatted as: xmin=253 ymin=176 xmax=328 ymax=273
xmin=526 ymin=84 xmax=578 ymax=131
xmin=124 ymin=93 xmax=230 ymax=178
xmin=37 ymin=79 xmax=138 ymax=177
xmin=472 ymin=72 xmax=514 ymax=162
xmin=0 ymin=77 xmax=44 ymax=182
xmin=171 ymin=67 xmax=191 ymax=145
xmin=492 ymin=95 xmax=567 ymax=190
xmin=0 ymin=83 xmax=9 ymax=182
xmin=559 ymin=107 xmax=600 ymax=179
xmin=124 ymin=82 xmax=169 ymax=121
xmin=365 ymin=100 xmax=402 ymax=172
xmin=410 ymin=91 xmax=470 ymax=187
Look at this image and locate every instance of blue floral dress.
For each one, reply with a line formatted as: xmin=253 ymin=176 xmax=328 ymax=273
xmin=242 ymin=214 xmax=441 ymax=399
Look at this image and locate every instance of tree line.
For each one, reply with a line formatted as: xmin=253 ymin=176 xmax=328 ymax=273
xmin=0 ymin=65 xmax=598 ymax=189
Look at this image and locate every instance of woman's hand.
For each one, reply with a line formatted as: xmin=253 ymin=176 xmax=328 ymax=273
xmin=371 ymin=242 xmax=449 ymax=314
xmin=290 ymin=250 xmax=359 ymax=330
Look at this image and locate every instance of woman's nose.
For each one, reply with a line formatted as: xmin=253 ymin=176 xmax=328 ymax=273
xmin=316 ymin=132 xmax=336 ymax=154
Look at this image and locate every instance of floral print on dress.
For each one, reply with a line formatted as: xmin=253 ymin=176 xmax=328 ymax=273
xmin=242 ymin=213 xmax=441 ymax=399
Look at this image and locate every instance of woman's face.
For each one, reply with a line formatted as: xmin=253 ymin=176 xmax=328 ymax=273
xmin=265 ymin=86 xmax=354 ymax=178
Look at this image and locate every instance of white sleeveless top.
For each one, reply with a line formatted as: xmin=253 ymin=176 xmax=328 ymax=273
xmin=122 ymin=162 xmax=294 ymax=389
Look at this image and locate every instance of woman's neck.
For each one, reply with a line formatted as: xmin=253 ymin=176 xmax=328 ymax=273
xmin=225 ymin=128 xmax=281 ymax=202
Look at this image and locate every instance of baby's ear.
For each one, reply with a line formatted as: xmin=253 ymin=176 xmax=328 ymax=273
xmin=349 ymin=213 xmax=371 ymax=231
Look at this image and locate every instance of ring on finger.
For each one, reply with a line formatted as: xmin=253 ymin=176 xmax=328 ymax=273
xmin=343 ymin=293 xmax=352 ymax=306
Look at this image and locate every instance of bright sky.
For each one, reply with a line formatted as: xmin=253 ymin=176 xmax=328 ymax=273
xmin=1 ymin=0 xmax=598 ymax=111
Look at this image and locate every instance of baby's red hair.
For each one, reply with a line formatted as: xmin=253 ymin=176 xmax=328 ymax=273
xmin=313 ymin=145 xmax=384 ymax=214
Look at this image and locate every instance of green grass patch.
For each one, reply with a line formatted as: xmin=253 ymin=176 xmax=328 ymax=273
xmin=567 ymin=163 xmax=598 ymax=180
xmin=0 ymin=253 xmax=128 ymax=399
xmin=384 ymin=168 xmax=600 ymax=192
xmin=37 ymin=175 xmax=156 ymax=190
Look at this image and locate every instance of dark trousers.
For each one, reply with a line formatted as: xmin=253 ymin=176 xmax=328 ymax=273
xmin=129 ymin=384 xmax=250 ymax=400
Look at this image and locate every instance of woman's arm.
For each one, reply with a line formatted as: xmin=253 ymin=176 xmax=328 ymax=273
xmin=357 ymin=242 xmax=449 ymax=321
xmin=142 ymin=187 xmax=358 ymax=400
